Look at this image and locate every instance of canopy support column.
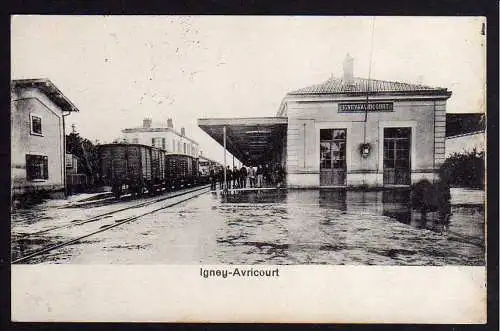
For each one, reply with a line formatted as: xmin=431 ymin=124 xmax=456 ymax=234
xmin=223 ymin=125 xmax=227 ymax=193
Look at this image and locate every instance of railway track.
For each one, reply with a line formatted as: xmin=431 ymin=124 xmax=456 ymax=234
xmin=14 ymin=184 xmax=210 ymax=240
xmin=12 ymin=185 xmax=210 ymax=264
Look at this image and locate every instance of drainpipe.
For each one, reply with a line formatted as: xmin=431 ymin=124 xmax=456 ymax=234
xmin=62 ymin=111 xmax=71 ymax=196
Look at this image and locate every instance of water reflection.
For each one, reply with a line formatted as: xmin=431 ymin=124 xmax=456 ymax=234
xmin=220 ymin=189 xmax=287 ymax=204
xmin=381 ymin=189 xmax=411 ymax=225
xmin=219 ymin=188 xmax=455 ymax=235
xmin=319 ymin=189 xmax=347 ymax=210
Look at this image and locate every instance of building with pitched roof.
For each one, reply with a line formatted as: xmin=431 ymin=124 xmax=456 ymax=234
xmin=279 ymin=56 xmax=452 ymax=188
xmin=121 ymin=118 xmax=199 ymax=158
xmin=199 ymin=55 xmax=452 ymax=188
xmin=11 ymin=79 xmax=79 ymax=197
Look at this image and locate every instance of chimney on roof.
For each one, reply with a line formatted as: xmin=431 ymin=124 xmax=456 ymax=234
xmin=143 ymin=118 xmax=152 ymax=129
xmin=343 ymin=53 xmax=354 ymax=82
xmin=167 ymin=118 xmax=173 ymax=128
xmin=181 ymin=127 xmax=185 ymax=136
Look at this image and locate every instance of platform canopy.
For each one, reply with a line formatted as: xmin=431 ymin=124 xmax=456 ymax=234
xmin=198 ymin=117 xmax=288 ymax=166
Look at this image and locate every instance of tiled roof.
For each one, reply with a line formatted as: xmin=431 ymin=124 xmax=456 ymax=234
xmin=288 ymin=77 xmax=451 ymax=96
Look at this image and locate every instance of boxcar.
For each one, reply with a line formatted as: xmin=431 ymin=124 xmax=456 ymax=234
xmin=98 ymin=143 xmax=166 ymax=198
xmin=165 ymin=153 xmax=199 ymax=189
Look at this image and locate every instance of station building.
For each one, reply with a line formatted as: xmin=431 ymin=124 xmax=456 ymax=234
xmin=121 ymin=118 xmax=199 ymax=158
xmin=11 ymin=79 xmax=79 ymax=196
xmin=199 ymin=56 xmax=452 ymax=188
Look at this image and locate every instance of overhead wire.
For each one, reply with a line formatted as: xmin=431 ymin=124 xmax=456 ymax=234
xmin=361 ymin=17 xmax=376 ymax=186
xmin=363 ymin=17 xmax=376 ymax=144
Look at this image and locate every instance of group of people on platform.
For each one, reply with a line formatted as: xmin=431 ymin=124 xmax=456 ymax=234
xmin=208 ymin=163 xmax=285 ymax=191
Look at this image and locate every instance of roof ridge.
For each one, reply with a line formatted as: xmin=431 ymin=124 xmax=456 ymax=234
xmin=288 ymin=75 xmax=449 ymax=96
xmin=347 ymin=76 xmax=439 ymax=89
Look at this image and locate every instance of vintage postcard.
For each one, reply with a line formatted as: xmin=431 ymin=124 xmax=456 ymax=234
xmin=10 ymin=15 xmax=487 ymax=323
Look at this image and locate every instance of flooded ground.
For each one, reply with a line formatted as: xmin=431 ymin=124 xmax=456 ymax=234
xmin=11 ymin=188 xmax=485 ymax=265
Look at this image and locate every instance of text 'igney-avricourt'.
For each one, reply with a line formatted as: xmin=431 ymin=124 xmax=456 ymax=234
xmin=200 ymin=267 xmax=280 ymax=279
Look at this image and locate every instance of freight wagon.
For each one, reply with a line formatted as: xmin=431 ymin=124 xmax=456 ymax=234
xmin=165 ymin=153 xmax=199 ymax=189
xmin=98 ymin=143 xmax=166 ymax=198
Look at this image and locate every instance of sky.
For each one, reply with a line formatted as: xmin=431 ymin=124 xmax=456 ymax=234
xmin=11 ymin=16 xmax=486 ymax=164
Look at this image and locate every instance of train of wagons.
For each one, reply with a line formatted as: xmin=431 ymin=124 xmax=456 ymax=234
xmin=98 ymin=143 xmax=222 ymax=198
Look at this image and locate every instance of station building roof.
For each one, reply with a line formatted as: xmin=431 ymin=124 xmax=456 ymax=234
xmin=197 ymin=117 xmax=287 ymax=166
xmin=288 ymin=76 xmax=452 ymax=96
xmin=277 ymin=76 xmax=452 ymax=116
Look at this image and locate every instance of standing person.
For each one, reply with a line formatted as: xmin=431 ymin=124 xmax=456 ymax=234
xmin=263 ymin=164 xmax=270 ymax=187
xmin=226 ymin=166 xmax=233 ymax=190
xmin=240 ymin=165 xmax=247 ymax=188
xmin=232 ymin=166 xmax=240 ymax=189
xmin=218 ymin=167 xmax=224 ymax=190
xmin=209 ymin=167 xmax=216 ymax=191
xmin=248 ymin=165 xmax=255 ymax=188
xmin=256 ymin=165 xmax=264 ymax=188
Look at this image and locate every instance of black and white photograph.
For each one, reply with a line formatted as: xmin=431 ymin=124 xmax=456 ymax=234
xmin=10 ymin=15 xmax=487 ymax=322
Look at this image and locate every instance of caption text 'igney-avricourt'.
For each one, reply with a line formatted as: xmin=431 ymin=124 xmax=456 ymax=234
xmin=200 ymin=267 xmax=280 ymax=279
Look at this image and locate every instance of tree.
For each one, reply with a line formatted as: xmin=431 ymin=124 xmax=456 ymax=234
xmin=66 ymin=132 xmax=100 ymax=186
xmin=439 ymin=149 xmax=485 ymax=189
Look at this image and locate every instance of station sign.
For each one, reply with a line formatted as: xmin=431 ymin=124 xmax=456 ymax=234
xmin=338 ymin=102 xmax=393 ymax=112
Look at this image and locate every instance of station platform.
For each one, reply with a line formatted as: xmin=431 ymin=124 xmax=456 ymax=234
xmin=215 ymin=187 xmax=285 ymax=198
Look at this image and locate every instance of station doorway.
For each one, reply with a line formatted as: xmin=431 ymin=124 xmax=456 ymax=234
xmin=320 ymin=128 xmax=347 ymax=186
xmin=383 ymin=127 xmax=411 ymax=185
